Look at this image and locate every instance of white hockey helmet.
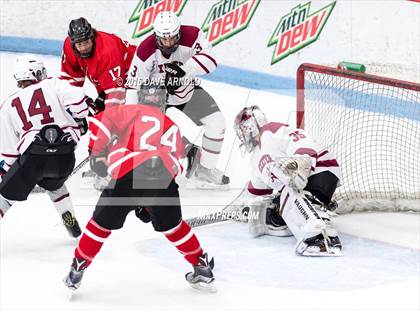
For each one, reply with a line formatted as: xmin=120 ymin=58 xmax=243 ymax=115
xmin=13 ymin=56 xmax=47 ymax=84
xmin=234 ymin=105 xmax=268 ymax=153
xmin=153 ymin=11 xmax=181 ymax=54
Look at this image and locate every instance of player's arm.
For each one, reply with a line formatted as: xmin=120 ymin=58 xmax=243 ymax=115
xmin=0 ymin=105 xmax=20 ymax=172
xmin=179 ymin=29 xmax=217 ymax=77
xmin=256 ymin=132 xmax=312 ymax=192
xmin=125 ymin=48 xmax=155 ymax=105
xmin=54 ymin=78 xmax=90 ymax=135
xmin=96 ymin=54 xmax=127 ymax=106
xmin=60 ymin=38 xmax=85 ymax=87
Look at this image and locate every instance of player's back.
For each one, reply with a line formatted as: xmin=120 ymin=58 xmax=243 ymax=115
xmin=2 ymin=78 xmax=82 ymax=154
xmin=90 ymin=104 xmax=184 ymax=179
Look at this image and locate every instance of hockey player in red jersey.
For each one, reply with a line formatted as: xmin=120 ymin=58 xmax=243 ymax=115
xmin=231 ymin=105 xmax=343 ymax=256
xmin=0 ymin=57 xmax=89 ymax=238
xmin=61 ymin=17 xmax=136 ymax=111
xmin=126 ymin=12 xmax=229 ymax=189
xmin=61 ymin=17 xmax=137 ymax=189
xmin=63 ymin=95 xmax=216 ymax=293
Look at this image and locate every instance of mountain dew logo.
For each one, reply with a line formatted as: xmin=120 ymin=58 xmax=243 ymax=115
xmin=268 ymin=1 xmax=336 ymax=64
xmin=128 ymin=0 xmax=188 ymax=39
xmin=202 ymin=0 xmax=261 ymax=46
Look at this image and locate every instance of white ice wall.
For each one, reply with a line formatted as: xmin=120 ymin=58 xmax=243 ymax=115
xmin=1 ymin=0 xmax=419 ymax=82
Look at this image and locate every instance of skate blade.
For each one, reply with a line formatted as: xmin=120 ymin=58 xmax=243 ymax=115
xmin=301 ymin=247 xmax=343 ymax=257
xmin=191 ymin=179 xmax=230 ymax=191
xmin=189 ymin=281 xmax=217 ymax=293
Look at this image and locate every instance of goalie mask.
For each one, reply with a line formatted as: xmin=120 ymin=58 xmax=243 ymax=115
xmin=153 ymin=11 xmax=181 ymax=55
xmin=68 ymin=17 xmax=96 ymax=58
xmin=14 ymin=57 xmax=48 ymax=86
xmin=234 ymin=105 xmax=268 ymax=154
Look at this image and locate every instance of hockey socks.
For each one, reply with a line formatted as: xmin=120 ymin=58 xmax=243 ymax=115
xmin=162 ymin=220 xmax=203 ymax=265
xmin=74 ymin=218 xmax=112 ymax=267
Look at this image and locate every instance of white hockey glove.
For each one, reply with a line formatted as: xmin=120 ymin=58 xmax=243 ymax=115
xmin=266 ymin=156 xmax=311 ymax=192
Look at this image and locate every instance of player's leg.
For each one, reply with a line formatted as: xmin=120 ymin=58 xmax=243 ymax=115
xmin=177 ymin=86 xmax=229 ymax=188
xmin=304 ymin=170 xmax=341 ymax=249
xmin=278 ymin=186 xmax=342 ymax=256
xmin=37 ymin=151 xmax=81 ymax=237
xmin=63 ymin=173 xmax=135 ymax=290
xmin=0 ymin=153 xmax=43 ymax=218
xmin=138 ymin=160 xmax=215 ymax=290
xmin=46 ymin=185 xmax=81 ymax=238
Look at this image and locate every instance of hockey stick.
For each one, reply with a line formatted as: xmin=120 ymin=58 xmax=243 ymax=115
xmin=186 ymin=187 xmax=248 ymax=228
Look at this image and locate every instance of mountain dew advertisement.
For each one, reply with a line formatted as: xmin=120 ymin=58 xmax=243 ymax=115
xmin=268 ymin=1 xmax=336 ymax=64
xmin=202 ymin=0 xmax=261 ymax=46
xmin=128 ymin=0 xmax=189 ymax=39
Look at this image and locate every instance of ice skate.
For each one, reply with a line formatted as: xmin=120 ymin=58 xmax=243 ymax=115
xmin=296 ymin=233 xmax=343 ymax=257
xmin=193 ymin=163 xmax=230 ymax=190
xmin=62 ymin=211 xmax=82 ymax=238
xmin=265 ymin=207 xmax=292 ymax=237
xmin=184 ymin=143 xmax=201 ymax=179
xmin=63 ymin=258 xmax=87 ymax=291
xmin=185 ymin=253 xmax=216 ymax=293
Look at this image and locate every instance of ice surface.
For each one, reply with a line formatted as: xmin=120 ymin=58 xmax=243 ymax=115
xmin=0 ymin=52 xmax=419 ymax=310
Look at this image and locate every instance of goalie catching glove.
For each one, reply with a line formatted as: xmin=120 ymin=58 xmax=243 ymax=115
xmin=164 ymin=62 xmax=186 ymax=95
xmin=265 ymin=155 xmax=311 ymax=192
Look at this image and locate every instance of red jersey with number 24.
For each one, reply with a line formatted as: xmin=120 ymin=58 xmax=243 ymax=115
xmin=88 ymin=104 xmax=184 ymax=179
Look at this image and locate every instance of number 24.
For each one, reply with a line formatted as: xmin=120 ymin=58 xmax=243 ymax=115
xmin=139 ymin=116 xmax=178 ymax=152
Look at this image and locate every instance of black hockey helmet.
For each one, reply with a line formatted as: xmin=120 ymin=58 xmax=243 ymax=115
xmin=138 ymin=81 xmax=167 ymax=112
xmin=68 ymin=17 xmax=96 ymax=58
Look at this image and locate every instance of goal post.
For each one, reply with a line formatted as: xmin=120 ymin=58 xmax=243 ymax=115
xmin=296 ymin=63 xmax=420 ymax=213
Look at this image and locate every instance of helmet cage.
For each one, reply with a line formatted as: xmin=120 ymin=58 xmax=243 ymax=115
xmin=68 ymin=17 xmax=96 ymax=58
xmin=14 ymin=58 xmax=48 ymax=84
xmin=234 ymin=105 xmax=267 ymax=154
xmin=153 ymin=12 xmax=181 ymax=55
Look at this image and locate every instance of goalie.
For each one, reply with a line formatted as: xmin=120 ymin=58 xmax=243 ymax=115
xmin=233 ymin=105 xmax=343 ymax=256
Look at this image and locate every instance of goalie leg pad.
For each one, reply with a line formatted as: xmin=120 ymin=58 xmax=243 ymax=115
xmin=247 ymin=195 xmax=292 ymax=237
xmin=278 ymin=187 xmax=343 ymax=256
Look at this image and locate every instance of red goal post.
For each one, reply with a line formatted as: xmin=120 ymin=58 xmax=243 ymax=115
xmin=296 ymin=63 xmax=420 ymax=213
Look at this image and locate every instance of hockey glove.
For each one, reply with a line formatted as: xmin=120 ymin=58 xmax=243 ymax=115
xmin=86 ymin=91 xmax=106 ymax=116
xmin=74 ymin=118 xmax=88 ymax=136
xmin=135 ymin=207 xmax=151 ymax=223
xmin=89 ymin=155 xmax=108 ymax=177
xmin=0 ymin=160 xmax=6 ymax=180
xmin=164 ymin=62 xmax=186 ymax=95
xmin=266 ymin=156 xmax=311 ymax=192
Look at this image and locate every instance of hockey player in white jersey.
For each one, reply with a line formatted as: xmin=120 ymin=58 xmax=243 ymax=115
xmin=126 ymin=11 xmax=229 ymax=189
xmin=0 ymin=57 xmax=89 ymax=238
xmin=233 ymin=105 xmax=342 ymax=256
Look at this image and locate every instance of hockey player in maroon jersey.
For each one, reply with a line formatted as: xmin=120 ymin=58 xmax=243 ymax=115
xmin=61 ymin=17 xmax=136 ymax=111
xmin=232 ymin=105 xmax=343 ymax=256
xmin=126 ymin=11 xmax=229 ymax=189
xmin=0 ymin=57 xmax=89 ymax=238
xmin=63 ymin=92 xmax=216 ymax=293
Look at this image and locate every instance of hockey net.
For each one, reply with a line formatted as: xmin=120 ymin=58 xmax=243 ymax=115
xmin=297 ymin=63 xmax=420 ymax=214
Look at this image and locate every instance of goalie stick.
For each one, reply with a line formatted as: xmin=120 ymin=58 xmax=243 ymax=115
xmin=186 ymin=187 xmax=248 ymax=228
